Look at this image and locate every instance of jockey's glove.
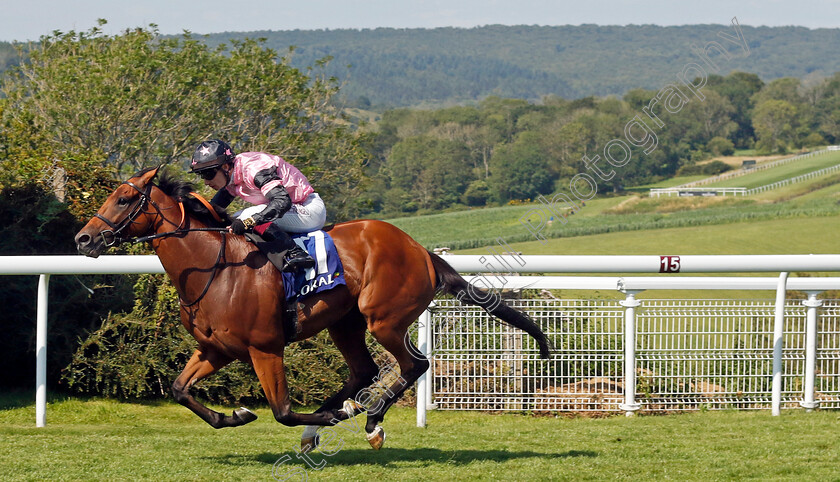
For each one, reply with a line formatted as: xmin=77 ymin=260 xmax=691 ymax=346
xmin=230 ymin=217 xmax=255 ymax=235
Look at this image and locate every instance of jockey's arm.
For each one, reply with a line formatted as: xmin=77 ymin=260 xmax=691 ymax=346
xmin=251 ymin=186 xmax=292 ymax=225
xmin=211 ymin=189 xmax=235 ymax=209
xmin=250 ymin=167 xmax=292 ymax=225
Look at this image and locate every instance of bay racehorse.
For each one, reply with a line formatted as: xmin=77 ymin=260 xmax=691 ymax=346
xmin=74 ymin=167 xmax=552 ymax=451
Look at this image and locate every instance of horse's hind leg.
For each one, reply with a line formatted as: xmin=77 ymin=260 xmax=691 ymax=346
xmin=301 ymin=309 xmax=379 ymax=452
xmin=363 ymin=319 xmax=430 ymax=449
xmin=172 ymin=348 xmax=258 ymax=429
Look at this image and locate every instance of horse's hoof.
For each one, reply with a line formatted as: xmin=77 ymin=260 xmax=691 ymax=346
xmin=301 ymin=426 xmax=320 ymax=453
xmin=366 ymin=425 xmax=385 ymax=450
xmin=300 ymin=435 xmax=320 ymax=453
xmin=233 ymin=407 xmax=258 ymax=425
xmin=341 ymin=399 xmax=366 ymax=417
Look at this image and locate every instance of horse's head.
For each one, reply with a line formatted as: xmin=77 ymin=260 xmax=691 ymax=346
xmin=75 ymin=167 xmax=161 ymax=257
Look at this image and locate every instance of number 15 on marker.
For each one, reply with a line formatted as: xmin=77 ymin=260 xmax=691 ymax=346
xmin=659 ymin=255 xmax=681 ymax=273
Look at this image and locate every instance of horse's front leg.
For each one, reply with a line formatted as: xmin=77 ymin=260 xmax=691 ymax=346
xmin=249 ymin=347 xmax=356 ymax=428
xmin=300 ymin=317 xmax=378 ymax=452
xmin=172 ymin=348 xmax=258 ymax=429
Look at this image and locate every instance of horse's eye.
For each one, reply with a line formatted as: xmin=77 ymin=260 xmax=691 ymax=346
xmin=117 ymin=197 xmax=129 ymax=206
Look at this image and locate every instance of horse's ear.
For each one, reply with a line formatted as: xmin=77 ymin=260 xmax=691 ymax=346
xmin=137 ymin=166 xmax=161 ymax=186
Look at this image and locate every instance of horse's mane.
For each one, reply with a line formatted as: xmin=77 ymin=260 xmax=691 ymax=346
xmin=140 ymin=168 xmax=232 ymax=227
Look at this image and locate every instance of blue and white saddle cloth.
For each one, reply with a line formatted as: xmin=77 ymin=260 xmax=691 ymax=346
xmin=281 ymin=230 xmax=346 ymax=301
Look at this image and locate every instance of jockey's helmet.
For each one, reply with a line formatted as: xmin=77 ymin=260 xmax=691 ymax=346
xmin=190 ymin=139 xmax=235 ymax=174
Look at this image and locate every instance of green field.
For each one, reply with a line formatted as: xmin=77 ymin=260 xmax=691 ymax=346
xmin=387 ymin=190 xmax=840 ymax=252
xmin=384 ymin=150 xmax=840 ymax=252
xmin=383 ymin=153 xmax=840 ymax=301
xmin=705 ymin=150 xmax=840 ymax=189
xmin=464 ymin=216 xmax=840 ymax=257
xmin=458 ymin=216 xmax=840 ymax=299
xmin=2 ymin=395 xmax=839 ymax=481
xmin=624 ymin=174 xmax=707 ymax=192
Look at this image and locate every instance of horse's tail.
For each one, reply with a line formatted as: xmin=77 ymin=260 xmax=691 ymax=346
xmin=427 ymin=250 xmax=553 ymax=359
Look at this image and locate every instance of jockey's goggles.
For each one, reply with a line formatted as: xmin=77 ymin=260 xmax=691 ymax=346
xmin=197 ymin=168 xmax=219 ymax=181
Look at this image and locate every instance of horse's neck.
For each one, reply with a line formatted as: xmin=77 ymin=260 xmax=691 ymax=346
xmin=148 ymin=193 xmax=225 ymax=294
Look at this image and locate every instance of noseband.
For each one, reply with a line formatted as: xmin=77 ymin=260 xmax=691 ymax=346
xmin=94 ymin=180 xmax=156 ymax=247
xmin=93 ymin=179 xmax=228 ymax=307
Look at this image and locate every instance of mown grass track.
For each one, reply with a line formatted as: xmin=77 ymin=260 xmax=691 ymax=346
xmin=2 ymin=394 xmax=839 ymax=481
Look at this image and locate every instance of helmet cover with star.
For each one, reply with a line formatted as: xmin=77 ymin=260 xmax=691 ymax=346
xmin=190 ymin=139 xmax=235 ymax=173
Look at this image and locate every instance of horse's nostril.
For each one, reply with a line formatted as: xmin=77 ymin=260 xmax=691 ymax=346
xmin=76 ymin=233 xmax=91 ymax=245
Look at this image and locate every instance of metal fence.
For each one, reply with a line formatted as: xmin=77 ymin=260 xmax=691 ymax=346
xmin=8 ymin=255 xmax=840 ymax=427
xmin=649 ymin=187 xmax=747 ymax=197
xmin=667 ymin=148 xmax=830 ymax=189
xmin=648 ymin=148 xmax=840 ymax=197
xmin=423 ymin=297 xmax=840 ymax=415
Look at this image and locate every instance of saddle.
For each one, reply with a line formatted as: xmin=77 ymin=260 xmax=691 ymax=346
xmin=244 ymin=232 xmax=297 ymax=344
xmin=244 ymin=231 xmax=289 ymax=272
xmin=244 ymin=230 xmax=346 ymax=345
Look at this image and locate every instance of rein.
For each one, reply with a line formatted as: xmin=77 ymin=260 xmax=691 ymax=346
xmin=98 ymin=182 xmax=228 ymax=245
xmin=133 ymin=191 xmax=228 ymax=243
xmin=179 ymin=233 xmax=227 ymax=307
xmin=96 ymin=181 xmax=229 ymax=307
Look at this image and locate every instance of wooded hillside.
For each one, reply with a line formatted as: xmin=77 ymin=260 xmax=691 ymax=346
xmin=202 ymin=24 xmax=840 ymax=107
xmin=361 ymin=71 xmax=840 ymax=217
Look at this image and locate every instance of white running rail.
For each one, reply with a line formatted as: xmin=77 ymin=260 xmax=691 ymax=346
xmin=4 ymin=254 xmax=840 ymax=427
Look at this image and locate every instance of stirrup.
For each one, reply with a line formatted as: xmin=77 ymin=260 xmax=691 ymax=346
xmin=282 ymin=251 xmax=315 ymax=273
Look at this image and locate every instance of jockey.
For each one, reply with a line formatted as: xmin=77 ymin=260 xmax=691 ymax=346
xmin=190 ymin=139 xmax=322 ymax=273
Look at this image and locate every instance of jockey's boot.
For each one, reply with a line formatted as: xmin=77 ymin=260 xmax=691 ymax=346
xmin=261 ymin=223 xmax=316 ymax=273
xmin=283 ymin=245 xmax=315 ymax=273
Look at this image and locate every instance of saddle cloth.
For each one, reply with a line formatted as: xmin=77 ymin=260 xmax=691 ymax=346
xmin=281 ymin=230 xmax=346 ymax=301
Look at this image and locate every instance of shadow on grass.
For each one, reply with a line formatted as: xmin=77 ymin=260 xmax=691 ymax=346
xmin=0 ymin=389 xmax=43 ymax=410
xmin=210 ymin=448 xmax=597 ymax=468
xmin=0 ymin=391 xmax=186 ymax=410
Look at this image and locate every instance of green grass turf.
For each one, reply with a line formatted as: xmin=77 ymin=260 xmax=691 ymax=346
xmin=467 ymin=216 xmax=840 ymax=257
xmin=384 ymin=155 xmax=840 ymax=251
xmin=705 ymin=150 xmax=840 ymax=189
xmin=387 ymin=194 xmax=840 ymax=252
xmin=454 ymin=213 xmax=840 ymax=299
xmin=2 ymin=394 xmax=839 ymax=481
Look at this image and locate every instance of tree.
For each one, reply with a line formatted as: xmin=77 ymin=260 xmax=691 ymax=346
xmin=0 ymin=156 xmax=132 ymax=391
xmin=479 ymin=96 xmax=532 ymax=142
xmin=752 ymin=99 xmax=797 ymax=154
xmin=813 ymin=73 xmax=840 ymax=144
xmin=752 ymin=77 xmax=803 ymax=105
xmin=1 ymin=20 xmax=369 ymax=220
xmin=660 ymin=90 xmax=736 ymax=152
xmin=488 ymin=131 xmax=553 ymax=201
xmin=385 ymin=136 xmax=472 ymax=211
xmin=709 ymin=72 xmax=764 ymax=148
xmin=0 ymin=23 xmax=370 ymax=399
xmin=707 ymin=136 xmax=735 ymax=156
xmin=462 ymin=179 xmax=491 ymax=206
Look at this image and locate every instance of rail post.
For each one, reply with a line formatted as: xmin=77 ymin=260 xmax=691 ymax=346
xmin=36 ymin=274 xmax=50 ymax=428
xmin=771 ymin=272 xmax=789 ymax=416
xmin=425 ymin=304 xmax=434 ymax=412
xmin=619 ymin=290 xmax=643 ymax=416
xmin=416 ymin=303 xmax=434 ymax=427
xmin=800 ymin=291 xmax=823 ymax=411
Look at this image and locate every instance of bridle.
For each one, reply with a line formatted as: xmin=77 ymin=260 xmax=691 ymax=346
xmin=94 ymin=179 xmax=228 ymax=307
xmin=94 ymin=180 xmax=230 ymax=244
xmin=94 ymin=180 xmax=156 ymax=247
